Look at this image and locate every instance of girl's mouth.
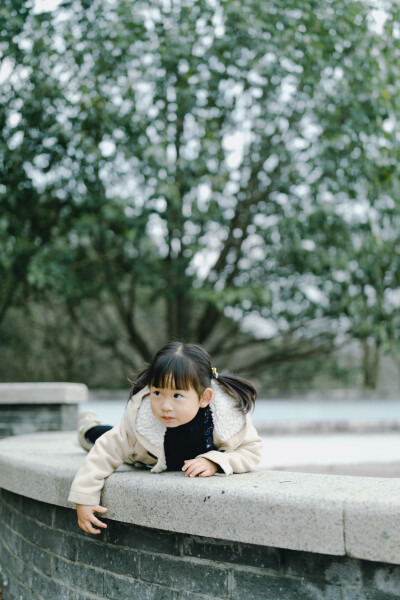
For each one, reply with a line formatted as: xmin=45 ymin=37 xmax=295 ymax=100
xmin=162 ymin=416 xmax=174 ymax=421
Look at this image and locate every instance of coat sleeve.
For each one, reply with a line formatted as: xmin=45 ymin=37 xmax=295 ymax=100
xmin=198 ymin=418 xmax=263 ymax=476
xmin=68 ymin=407 xmax=137 ymax=506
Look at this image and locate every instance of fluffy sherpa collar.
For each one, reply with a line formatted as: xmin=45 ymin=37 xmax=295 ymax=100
xmin=135 ymin=381 xmax=246 ymax=448
xmin=209 ymin=380 xmax=246 ymax=441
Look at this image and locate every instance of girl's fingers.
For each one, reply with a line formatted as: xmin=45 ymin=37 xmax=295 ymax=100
xmin=79 ymin=516 xmax=107 ymax=534
xmin=87 ymin=524 xmax=101 ymax=534
xmin=186 ymin=465 xmax=204 ymax=478
xmin=198 ymin=470 xmax=212 ymax=477
xmin=183 ymin=463 xmax=197 ymax=475
xmin=79 ymin=520 xmax=100 ymax=534
xmin=77 ymin=505 xmax=108 ymax=535
xmin=182 ymin=458 xmax=204 ymax=471
xmin=87 ymin=521 xmax=103 ymax=534
xmin=183 ymin=458 xmax=215 ymax=477
xmin=91 ymin=516 xmax=107 ymax=528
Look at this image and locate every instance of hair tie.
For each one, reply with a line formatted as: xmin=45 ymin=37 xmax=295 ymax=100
xmin=211 ymin=367 xmax=218 ymax=379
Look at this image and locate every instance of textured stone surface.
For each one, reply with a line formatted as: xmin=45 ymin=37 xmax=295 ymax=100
xmin=101 ymin=467 xmax=353 ymax=554
xmin=2 ymin=490 xmax=400 ymax=600
xmin=2 ymin=431 xmax=400 ymax=562
xmin=0 ymin=431 xmax=351 ymax=554
xmin=345 ymin=478 xmax=400 ymax=564
xmin=232 ymin=570 xmax=343 ymax=600
xmin=183 ymin=536 xmax=281 ymax=569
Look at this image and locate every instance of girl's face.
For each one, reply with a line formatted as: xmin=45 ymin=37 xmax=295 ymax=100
xmin=149 ymin=384 xmax=212 ymax=427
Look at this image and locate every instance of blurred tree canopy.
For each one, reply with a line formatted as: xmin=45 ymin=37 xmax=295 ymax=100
xmin=1 ymin=0 xmax=400 ymax=388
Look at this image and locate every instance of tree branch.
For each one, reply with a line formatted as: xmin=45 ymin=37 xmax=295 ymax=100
xmin=94 ymin=241 xmax=153 ymax=361
xmin=0 ymin=278 xmax=19 ymax=327
xmin=67 ymin=303 xmax=135 ymax=368
xmin=239 ymin=336 xmax=335 ymax=375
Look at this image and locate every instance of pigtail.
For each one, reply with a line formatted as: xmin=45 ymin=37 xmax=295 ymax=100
xmin=214 ymin=372 xmax=257 ymax=414
xmin=128 ymin=366 xmax=150 ymax=399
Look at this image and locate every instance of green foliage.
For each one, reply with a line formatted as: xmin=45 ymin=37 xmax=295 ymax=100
xmin=1 ymin=0 xmax=400 ymax=387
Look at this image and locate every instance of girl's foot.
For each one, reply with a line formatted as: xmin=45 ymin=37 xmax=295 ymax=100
xmin=78 ymin=411 xmax=102 ymax=451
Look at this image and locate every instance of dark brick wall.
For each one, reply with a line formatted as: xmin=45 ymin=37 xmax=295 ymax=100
xmin=1 ymin=488 xmax=400 ymax=600
xmin=0 ymin=404 xmax=76 ymax=439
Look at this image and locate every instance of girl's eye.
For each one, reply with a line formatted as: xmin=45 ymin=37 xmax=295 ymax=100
xmin=174 ymin=393 xmax=183 ymax=399
xmin=153 ymin=390 xmax=161 ymax=397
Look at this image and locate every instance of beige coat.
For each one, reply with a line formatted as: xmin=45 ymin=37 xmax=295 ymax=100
xmin=68 ymin=381 xmax=263 ymax=506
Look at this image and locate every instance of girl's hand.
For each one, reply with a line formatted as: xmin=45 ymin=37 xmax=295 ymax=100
xmin=77 ymin=504 xmax=108 ymax=534
xmin=182 ymin=457 xmax=218 ymax=478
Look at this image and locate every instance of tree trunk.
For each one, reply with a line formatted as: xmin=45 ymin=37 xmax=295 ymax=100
xmin=166 ymin=291 xmax=191 ymax=341
xmin=361 ymin=337 xmax=380 ymax=389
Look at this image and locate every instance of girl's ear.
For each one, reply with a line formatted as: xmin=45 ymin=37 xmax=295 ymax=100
xmin=199 ymin=387 xmax=213 ymax=407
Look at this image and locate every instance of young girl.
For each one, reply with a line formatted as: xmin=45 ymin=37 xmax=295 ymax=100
xmin=68 ymin=342 xmax=263 ymax=534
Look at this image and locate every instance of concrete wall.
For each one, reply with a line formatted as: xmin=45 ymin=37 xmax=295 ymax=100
xmin=2 ymin=428 xmax=400 ymax=599
xmin=0 ymin=383 xmax=88 ymax=439
xmin=2 ymin=488 xmax=400 ymax=600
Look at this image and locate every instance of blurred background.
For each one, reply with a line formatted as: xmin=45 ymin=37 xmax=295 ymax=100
xmin=1 ymin=0 xmax=400 ymax=398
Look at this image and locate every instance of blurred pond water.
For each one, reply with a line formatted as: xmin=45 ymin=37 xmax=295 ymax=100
xmin=82 ymin=396 xmax=400 ymax=426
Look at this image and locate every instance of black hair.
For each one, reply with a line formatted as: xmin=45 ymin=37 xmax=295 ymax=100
xmin=129 ymin=341 xmax=257 ymax=413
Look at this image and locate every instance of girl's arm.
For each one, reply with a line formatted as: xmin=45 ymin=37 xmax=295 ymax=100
xmin=68 ymin=405 xmax=137 ymax=506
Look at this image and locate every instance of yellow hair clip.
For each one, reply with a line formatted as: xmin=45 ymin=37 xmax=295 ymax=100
xmin=211 ymin=367 xmax=219 ymax=379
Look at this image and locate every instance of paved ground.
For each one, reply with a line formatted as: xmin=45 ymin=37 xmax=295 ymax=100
xmin=260 ymin=432 xmax=400 ymax=476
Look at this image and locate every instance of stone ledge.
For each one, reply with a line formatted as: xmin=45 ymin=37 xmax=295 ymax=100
xmin=0 ymin=431 xmax=400 ymax=565
xmin=0 ymin=383 xmax=88 ymax=404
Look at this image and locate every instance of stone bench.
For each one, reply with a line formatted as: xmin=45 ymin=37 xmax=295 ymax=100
xmin=1 ymin=431 xmax=400 ymax=599
xmin=0 ymin=383 xmax=88 ymax=439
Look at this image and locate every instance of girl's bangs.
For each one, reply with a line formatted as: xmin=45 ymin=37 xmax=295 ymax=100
xmin=149 ymin=355 xmax=201 ymax=391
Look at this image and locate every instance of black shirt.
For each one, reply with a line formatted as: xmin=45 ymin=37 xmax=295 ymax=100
xmin=164 ymin=406 xmax=212 ymax=471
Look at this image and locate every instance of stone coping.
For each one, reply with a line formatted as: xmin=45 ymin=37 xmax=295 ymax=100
xmin=0 ymin=382 xmax=88 ymax=404
xmin=0 ymin=431 xmax=400 ymax=565
xmin=257 ymin=419 xmax=400 ymax=435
